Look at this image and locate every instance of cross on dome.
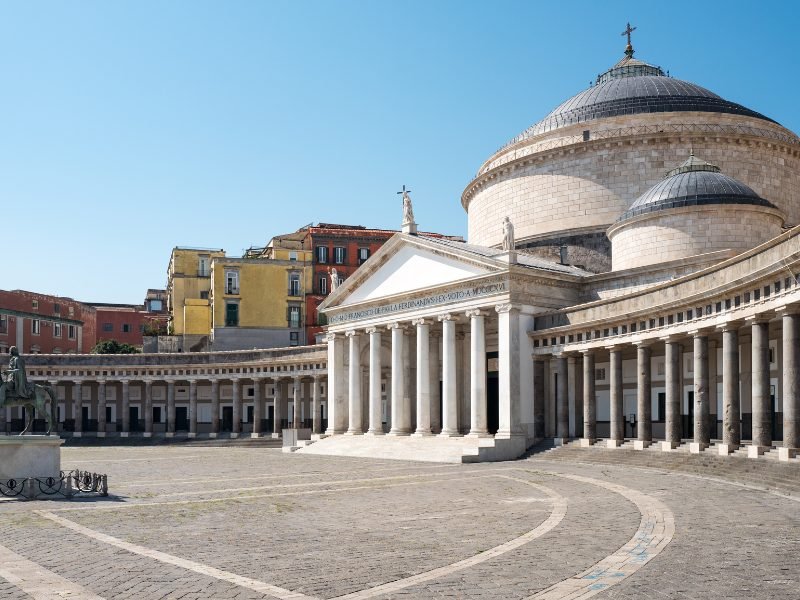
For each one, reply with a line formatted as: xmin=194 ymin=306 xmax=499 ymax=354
xmin=621 ymin=22 xmax=637 ymax=57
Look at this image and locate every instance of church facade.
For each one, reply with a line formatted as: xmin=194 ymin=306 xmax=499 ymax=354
xmin=311 ymin=37 xmax=800 ymax=462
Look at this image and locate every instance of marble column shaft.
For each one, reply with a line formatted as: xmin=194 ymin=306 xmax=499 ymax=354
xmin=414 ymin=320 xmax=432 ymax=435
xmin=665 ymin=341 xmax=681 ymax=444
xmin=534 ymin=358 xmax=546 ymax=439
xmin=555 ymin=356 xmax=568 ymax=439
xmin=144 ymin=380 xmax=154 ymax=436
xmin=232 ymin=379 xmax=242 ymax=435
xmin=389 ymin=324 xmax=409 ymax=435
xmin=273 ymin=380 xmax=283 ymax=435
xmin=312 ymin=376 xmax=322 ymax=434
xmin=609 ymin=349 xmax=623 ymax=441
xmin=637 ymin=344 xmax=652 ymax=442
xmin=693 ymin=334 xmax=710 ymax=444
xmin=167 ymin=380 xmax=176 ymax=435
xmin=97 ymin=381 xmax=107 ymax=435
xmin=783 ymin=312 xmax=799 ymax=449
xmin=467 ymin=311 xmax=487 ymax=436
xmin=121 ymin=380 xmax=130 ymax=434
xmin=189 ymin=380 xmax=198 ymax=436
xmin=293 ymin=377 xmax=303 ymax=429
xmin=722 ymin=327 xmax=741 ymax=446
xmin=367 ymin=328 xmax=383 ymax=435
xmin=582 ymin=351 xmax=596 ymax=441
xmin=346 ymin=330 xmax=362 ymax=434
xmin=73 ymin=382 xmax=82 ymax=434
xmin=429 ymin=333 xmax=441 ymax=433
xmin=252 ymin=378 xmax=263 ymax=436
xmin=440 ymin=316 xmax=459 ymax=436
xmin=751 ymin=320 xmax=771 ymax=447
xmin=210 ymin=380 xmax=220 ymax=435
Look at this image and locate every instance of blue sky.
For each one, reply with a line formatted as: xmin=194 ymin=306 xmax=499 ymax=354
xmin=3 ymin=0 xmax=799 ymax=303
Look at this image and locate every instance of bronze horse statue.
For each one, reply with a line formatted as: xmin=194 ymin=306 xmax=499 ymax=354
xmin=0 ymin=374 xmax=58 ymax=435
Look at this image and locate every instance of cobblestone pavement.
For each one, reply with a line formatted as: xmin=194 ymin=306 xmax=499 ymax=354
xmin=0 ymin=446 xmax=796 ymax=599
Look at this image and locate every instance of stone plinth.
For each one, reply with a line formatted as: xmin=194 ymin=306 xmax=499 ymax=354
xmin=717 ymin=443 xmax=739 ymax=455
xmin=0 ymin=436 xmax=63 ymax=481
xmin=747 ymin=445 xmax=769 ymax=459
xmin=660 ymin=441 xmax=679 ymax=451
xmin=633 ymin=440 xmax=652 ymax=450
xmin=689 ymin=442 xmax=708 ymax=454
xmin=579 ymin=438 xmax=596 ymax=447
xmin=778 ymin=447 xmax=797 ymax=462
xmin=606 ymin=439 xmax=623 ymax=448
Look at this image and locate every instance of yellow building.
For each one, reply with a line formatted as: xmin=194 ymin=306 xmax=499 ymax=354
xmin=166 ymin=247 xmax=225 ymax=350
xmin=210 ymin=250 xmax=313 ymax=350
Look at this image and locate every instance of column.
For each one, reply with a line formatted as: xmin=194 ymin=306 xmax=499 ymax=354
xmin=312 ymin=375 xmax=322 ymax=434
xmin=144 ymin=380 xmax=153 ymax=438
xmin=167 ymin=380 xmax=176 ymax=437
xmin=495 ymin=304 xmax=523 ymax=439
xmin=692 ymin=332 xmax=710 ymax=450
xmin=389 ymin=323 xmax=410 ymax=435
xmin=781 ymin=310 xmax=799 ymax=458
xmin=429 ymin=332 xmax=441 ymax=434
xmin=719 ymin=324 xmax=741 ymax=452
xmin=326 ymin=332 xmax=347 ymax=435
xmin=750 ymin=318 xmax=771 ymax=453
xmin=533 ymin=357 xmax=546 ymax=440
xmin=366 ymin=328 xmax=383 ymax=435
xmin=634 ymin=343 xmax=652 ymax=449
xmin=608 ymin=347 xmax=623 ymax=446
xmin=189 ymin=380 xmax=198 ymax=438
xmin=97 ymin=381 xmax=107 ymax=437
xmin=554 ymin=355 xmax=568 ymax=441
xmin=345 ymin=330 xmax=362 ymax=435
xmin=252 ymin=378 xmax=263 ymax=438
xmin=293 ymin=376 xmax=303 ymax=430
xmin=414 ymin=319 xmax=433 ymax=436
xmin=231 ymin=378 xmax=241 ymax=437
xmin=121 ymin=380 xmax=130 ymax=437
xmin=273 ymin=379 xmax=283 ymax=437
xmin=664 ymin=338 xmax=681 ymax=449
xmin=210 ymin=379 xmax=220 ymax=437
xmin=439 ymin=314 xmax=459 ymax=436
xmin=72 ymin=382 xmax=83 ymax=437
xmin=581 ymin=351 xmax=595 ymax=444
xmin=466 ymin=310 xmax=488 ymax=437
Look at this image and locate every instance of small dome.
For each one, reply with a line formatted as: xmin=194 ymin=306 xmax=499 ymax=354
xmin=616 ymin=154 xmax=777 ymax=222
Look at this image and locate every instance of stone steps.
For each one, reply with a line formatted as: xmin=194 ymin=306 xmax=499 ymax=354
xmin=61 ymin=435 xmax=282 ymax=448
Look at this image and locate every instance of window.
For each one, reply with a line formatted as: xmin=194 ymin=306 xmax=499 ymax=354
xmin=358 ymin=247 xmax=370 ymax=265
xmin=122 ymin=324 xmax=131 ymax=333
xmin=333 ymin=246 xmax=346 ymax=264
xmin=290 ymin=331 xmax=299 ymax=347
xmin=289 ymin=273 xmax=301 ymax=296
xmin=319 ymin=275 xmax=328 ymax=295
xmin=595 ymin=368 xmax=606 ymax=381
xmin=198 ymin=257 xmax=210 ymax=277
xmin=53 ymin=303 xmax=61 ymax=314
xmin=32 ymin=300 xmax=39 ymax=310
xmin=32 ymin=319 xmax=41 ymax=335
xmin=53 ymin=323 xmax=62 ymax=338
xmin=0 ymin=315 xmax=6 ymax=334
xmin=102 ymin=323 xmax=113 ymax=332
xmin=225 ymin=270 xmax=239 ymax=294
xmin=68 ymin=306 xmax=74 ymax=316
xmin=316 ymin=246 xmax=328 ymax=263
xmin=148 ymin=299 xmax=163 ymax=311
xmin=200 ymin=291 xmax=209 ymax=300
xmin=288 ymin=305 xmax=301 ymax=328
xmin=225 ymin=302 xmax=239 ymax=327
xmin=289 ymin=251 xmax=298 ymax=261
xmin=68 ymin=325 xmax=76 ymax=339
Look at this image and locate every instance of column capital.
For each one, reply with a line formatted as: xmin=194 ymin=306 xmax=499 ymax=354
xmin=437 ymin=313 xmax=456 ymax=323
xmin=494 ymin=303 xmax=516 ymax=315
xmin=688 ymin=327 xmax=714 ymax=338
xmin=465 ymin=309 xmax=487 ymax=318
xmin=365 ymin=326 xmax=380 ymax=334
xmin=745 ymin=312 xmax=774 ymax=325
xmin=579 ymin=348 xmax=594 ymax=356
xmin=411 ymin=318 xmax=431 ymax=327
xmin=325 ymin=332 xmax=338 ymax=342
xmin=716 ymin=319 xmax=744 ymax=333
xmin=604 ymin=344 xmax=624 ymax=352
xmin=635 ymin=340 xmax=653 ymax=348
xmin=387 ymin=321 xmax=407 ymax=331
xmin=345 ymin=329 xmax=361 ymax=338
xmin=775 ymin=303 xmax=800 ymax=317
xmin=312 ymin=374 xmax=324 ymax=381
xmin=659 ymin=334 xmax=684 ymax=343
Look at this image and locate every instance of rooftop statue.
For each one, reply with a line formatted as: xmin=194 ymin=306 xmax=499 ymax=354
xmin=329 ymin=267 xmax=339 ymax=292
xmin=398 ymin=185 xmax=415 ymax=226
xmin=502 ymin=216 xmax=515 ymax=252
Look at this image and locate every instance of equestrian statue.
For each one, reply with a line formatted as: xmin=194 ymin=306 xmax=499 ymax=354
xmin=0 ymin=347 xmax=57 ymax=435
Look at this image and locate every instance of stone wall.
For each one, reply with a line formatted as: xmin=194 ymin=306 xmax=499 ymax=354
xmin=464 ymin=113 xmax=800 ymax=248
xmin=517 ymin=228 xmax=611 ymax=273
xmin=609 ymin=205 xmax=785 ymax=271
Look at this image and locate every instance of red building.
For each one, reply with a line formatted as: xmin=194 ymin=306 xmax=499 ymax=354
xmin=91 ymin=304 xmax=168 ymax=347
xmin=0 ymin=290 xmax=95 ymax=354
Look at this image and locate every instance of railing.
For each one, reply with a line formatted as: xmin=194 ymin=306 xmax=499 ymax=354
xmin=0 ymin=470 xmax=108 ymax=500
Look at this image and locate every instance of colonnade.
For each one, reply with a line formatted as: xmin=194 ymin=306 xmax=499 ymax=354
xmin=327 ymin=304 xmax=520 ymax=439
xmin=540 ymin=310 xmax=799 ymax=455
xmin=2 ymin=375 xmax=326 ymax=438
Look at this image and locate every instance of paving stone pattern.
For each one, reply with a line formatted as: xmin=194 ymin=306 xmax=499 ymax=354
xmin=0 ymin=446 xmax=795 ymax=599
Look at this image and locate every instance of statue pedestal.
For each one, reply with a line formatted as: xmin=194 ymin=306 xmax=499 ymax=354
xmin=0 ymin=436 xmax=63 ymax=498
xmin=402 ymin=221 xmax=417 ymax=235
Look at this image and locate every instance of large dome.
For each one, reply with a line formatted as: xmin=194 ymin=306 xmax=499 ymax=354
xmin=508 ymin=56 xmax=775 ymax=144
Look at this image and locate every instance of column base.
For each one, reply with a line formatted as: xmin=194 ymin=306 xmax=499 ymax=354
xmin=633 ymin=440 xmax=652 ymax=450
xmin=250 ymin=433 xmax=261 ymax=439
xmin=344 ymin=430 xmax=363 ymax=436
xmin=605 ymin=439 xmax=623 ymax=448
xmin=96 ymin=432 xmax=106 ymax=438
xmin=271 ymin=433 xmax=281 ymax=439
xmin=143 ymin=432 xmax=152 ymax=438
xmin=230 ymin=432 xmax=240 ymax=439
xmin=465 ymin=430 xmax=492 ymax=438
xmin=660 ymin=441 xmax=679 ymax=451
xmin=72 ymin=432 xmax=82 ymax=438
xmin=208 ymin=432 xmax=217 ymax=439
xmin=365 ymin=429 xmax=385 ymax=436
xmin=412 ymin=430 xmax=434 ymax=437
xmin=579 ymin=438 xmax=596 ymax=447
xmin=689 ymin=442 xmax=708 ymax=454
xmin=778 ymin=447 xmax=797 ymax=461
xmin=166 ymin=432 xmax=175 ymax=438
xmin=389 ymin=430 xmax=412 ymax=436
xmin=437 ymin=430 xmax=461 ymax=438
xmin=552 ymin=437 xmax=568 ymax=447
xmin=120 ymin=432 xmax=129 ymax=438
xmin=717 ymin=443 xmax=738 ymax=455
xmin=188 ymin=432 xmax=197 ymax=439
xmin=747 ymin=445 xmax=769 ymax=459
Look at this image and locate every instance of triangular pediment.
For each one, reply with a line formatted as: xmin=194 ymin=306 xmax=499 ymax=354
xmin=321 ymin=234 xmax=504 ymax=310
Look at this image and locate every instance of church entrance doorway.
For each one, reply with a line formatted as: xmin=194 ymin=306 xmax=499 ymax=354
xmin=267 ymin=406 xmax=274 ymax=433
xmin=222 ymin=407 xmax=233 ymax=432
xmin=129 ymin=406 xmax=140 ymax=432
xmin=175 ymin=407 xmax=188 ymax=432
xmin=684 ymin=391 xmax=694 ymax=440
xmin=487 ymin=352 xmax=499 ymax=435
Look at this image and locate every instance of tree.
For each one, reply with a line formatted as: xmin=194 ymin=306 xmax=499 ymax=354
xmin=90 ymin=340 xmax=141 ymax=354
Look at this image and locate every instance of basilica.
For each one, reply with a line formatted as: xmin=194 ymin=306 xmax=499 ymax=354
xmin=306 ymin=34 xmax=800 ymax=462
